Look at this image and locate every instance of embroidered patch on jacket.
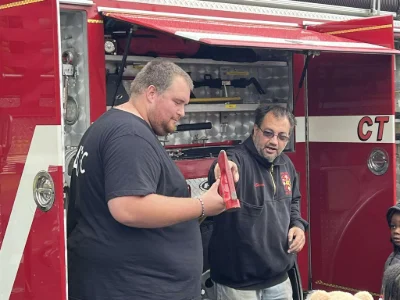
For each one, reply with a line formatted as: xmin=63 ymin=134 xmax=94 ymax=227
xmin=280 ymin=172 xmax=292 ymax=195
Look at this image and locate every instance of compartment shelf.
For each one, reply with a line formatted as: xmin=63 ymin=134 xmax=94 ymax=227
xmin=185 ymin=103 xmax=260 ymax=113
xmin=105 ymin=55 xmax=288 ymax=67
xmin=107 ymin=103 xmax=284 ymax=113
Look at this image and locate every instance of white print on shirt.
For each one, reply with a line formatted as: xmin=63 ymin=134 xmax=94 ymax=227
xmin=73 ymin=145 xmax=88 ymax=177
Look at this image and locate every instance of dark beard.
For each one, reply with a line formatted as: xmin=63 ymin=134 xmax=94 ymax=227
xmin=154 ymin=121 xmax=175 ymax=136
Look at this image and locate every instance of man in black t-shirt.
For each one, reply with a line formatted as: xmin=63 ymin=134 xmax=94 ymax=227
xmin=66 ymin=60 xmax=226 ymax=300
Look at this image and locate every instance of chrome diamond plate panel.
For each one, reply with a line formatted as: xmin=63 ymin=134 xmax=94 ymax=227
xmin=170 ymin=111 xmax=255 ymax=145
xmin=187 ymin=177 xmax=209 ymax=198
xmin=60 ymin=11 xmax=90 ymax=185
xmin=107 ymin=52 xmax=292 ymax=146
xmin=60 ymin=11 xmax=90 ymax=148
xmin=112 ymin=0 xmax=385 ymax=22
xmin=173 ymin=60 xmax=290 ymax=145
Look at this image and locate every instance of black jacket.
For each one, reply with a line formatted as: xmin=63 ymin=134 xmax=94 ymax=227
xmin=207 ymin=137 xmax=308 ymax=290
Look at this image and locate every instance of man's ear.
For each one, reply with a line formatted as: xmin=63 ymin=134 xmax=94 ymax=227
xmin=145 ymin=85 xmax=157 ymax=103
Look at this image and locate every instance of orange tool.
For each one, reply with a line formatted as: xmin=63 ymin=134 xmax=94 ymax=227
xmin=218 ymin=150 xmax=241 ymax=211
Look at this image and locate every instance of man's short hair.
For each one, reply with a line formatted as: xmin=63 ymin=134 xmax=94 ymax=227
xmin=254 ymin=104 xmax=296 ymax=133
xmin=130 ymin=60 xmax=193 ymax=97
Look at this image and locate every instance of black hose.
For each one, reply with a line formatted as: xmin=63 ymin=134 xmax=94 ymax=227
xmin=290 ymin=0 xmax=400 ymax=13
xmin=175 ymin=122 xmax=212 ymax=132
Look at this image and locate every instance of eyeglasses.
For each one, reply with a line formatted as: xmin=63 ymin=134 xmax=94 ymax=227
xmin=258 ymin=126 xmax=290 ymax=142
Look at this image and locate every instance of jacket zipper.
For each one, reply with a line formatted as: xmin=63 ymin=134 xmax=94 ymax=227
xmin=269 ymin=164 xmax=276 ymax=196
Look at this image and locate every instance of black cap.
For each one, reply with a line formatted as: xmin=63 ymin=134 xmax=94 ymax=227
xmin=386 ymin=203 xmax=400 ymax=226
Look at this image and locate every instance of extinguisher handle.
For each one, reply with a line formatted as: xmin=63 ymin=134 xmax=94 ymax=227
xmin=217 ymin=150 xmax=240 ymax=211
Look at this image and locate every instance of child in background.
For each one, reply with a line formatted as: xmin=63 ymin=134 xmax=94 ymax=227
xmin=385 ymin=203 xmax=400 ymax=270
xmin=381 ymin=264 xmax=400 ymax=300
xmin=378 ymin=204 xmax=400 ymax=300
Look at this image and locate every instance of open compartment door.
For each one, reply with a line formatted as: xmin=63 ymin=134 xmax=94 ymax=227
xmin=307 ymin=15 xmax=395 ymax=49
xmin=0 ymin=0 xmax=66 ymax=299
xmin=98 ymin=8 xmax=398 ymax=55
xmin=307 ymin=15 xmax=397 ymax=297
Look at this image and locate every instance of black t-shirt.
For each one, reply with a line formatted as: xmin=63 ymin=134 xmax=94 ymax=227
xmin=67 ymin=109 xmax=202 ymax=300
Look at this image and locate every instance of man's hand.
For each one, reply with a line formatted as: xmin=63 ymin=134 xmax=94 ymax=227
xmin=214 ymin=161 xmax=239 ymax=182
xmin=202 ymin=179 xmax=226 ymax=216
xmin=288 ymin=226 xmax=305 ymax=254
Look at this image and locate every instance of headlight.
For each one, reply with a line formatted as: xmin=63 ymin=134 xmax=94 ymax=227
xmin=105 ymin=39 xmax=117 ymax=55
xmin=62 ymin=50 xmax=74 ymax=64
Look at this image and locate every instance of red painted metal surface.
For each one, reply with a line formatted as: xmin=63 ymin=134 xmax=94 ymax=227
xmin=94 ymin=0 xmax=306 ymax=25
xmin=0 ymin=0 xmax=65 ymax=299
xmin=309 ymin=142 xmax=394 ymax=295
xmin=103 ymin=12 xmax=398 ymax=54
xmin=308 ymin=54 xmax=393 ymax=117
xmin=175 ymin=158 xmax=215 ymax=180
xmin=307 ymin=52 xmax=395 ymax=296
xmin=87 ymin=8 xmax=107 ymax=123
xmin=11 ymin=166 xmax=66 ymax=300
xmin=91 ymin=0 xmax=393 ymax=33
xmin=308 ymin=15 xmax=395 ymax=49
xmin=286 ymin=53 xmax=309 ymax=290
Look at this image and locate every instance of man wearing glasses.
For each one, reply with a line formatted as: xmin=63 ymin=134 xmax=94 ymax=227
xmin=207 ymin=104 xmax=308 ymax=300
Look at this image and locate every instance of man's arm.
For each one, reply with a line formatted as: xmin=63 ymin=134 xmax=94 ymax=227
xmin=109 ymin=194 xmax=203 ymax=228
xmin=104 ymin=134 xmax=225 ymax=228
xmin=108 ymin=180 xmax=225 ymax=228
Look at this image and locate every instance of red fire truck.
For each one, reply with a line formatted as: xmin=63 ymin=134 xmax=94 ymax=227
xmin=1 ymin=0 xmax=400 ymax=299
